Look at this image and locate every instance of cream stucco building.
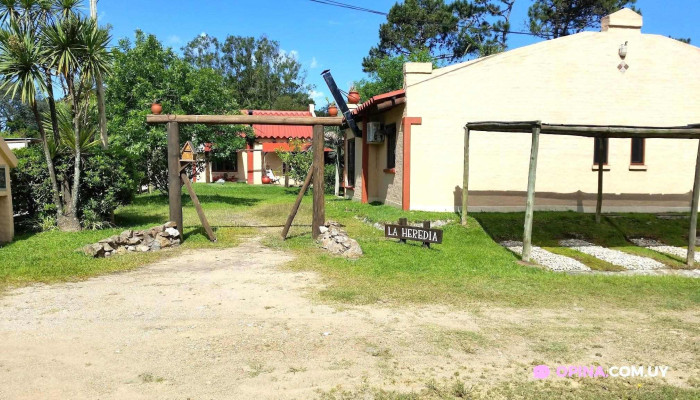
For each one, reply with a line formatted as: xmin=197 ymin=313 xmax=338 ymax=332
xmin=0 ymin=137 xmax=18 ymax=242
xmin=344 ymin=9 xmax=700 ymax=212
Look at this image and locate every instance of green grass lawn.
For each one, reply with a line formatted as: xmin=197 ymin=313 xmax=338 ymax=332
xmin=474 ymin=211 xmax=697 ymax=270
xmin=2 ymin=184 xmax=699 ymax=312
xmin=258 ymin=198 xmax=700 ymax=311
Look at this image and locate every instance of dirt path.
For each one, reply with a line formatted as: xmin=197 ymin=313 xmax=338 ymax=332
xmin=1 ymin=237 xmax=697 ymax=399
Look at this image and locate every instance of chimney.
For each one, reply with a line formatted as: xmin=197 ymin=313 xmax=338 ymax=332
xmin=601 ymin=8 xmax=643 ymax=32
xmin=309 ymin=103 xmax=316 ymax=117
xmin=403 ymin=62 xmax=433 ymax=88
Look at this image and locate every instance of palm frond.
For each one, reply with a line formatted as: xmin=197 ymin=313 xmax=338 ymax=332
xmin=0 ymin=21 xmax=47 ymax=105
xmin=43 ymin=101 xmax=100 ymax=153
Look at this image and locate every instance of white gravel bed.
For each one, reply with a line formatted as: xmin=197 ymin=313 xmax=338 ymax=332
xmin=558 ymin=239 xmax=665 ymax=270
xmin=630 ymin=238 xmax=700 ymax=262
xmin=500 ymin=241 xmax=590 ymax=272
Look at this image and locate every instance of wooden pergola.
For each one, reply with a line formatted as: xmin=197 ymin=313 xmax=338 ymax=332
xmin=461 ymin=121 xmax=700 ymax=267
xmin=146 ymin=114 xmax=344 ymax=240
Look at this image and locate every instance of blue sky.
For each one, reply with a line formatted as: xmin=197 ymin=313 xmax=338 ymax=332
xmin=99 ymin=0 xmax=698 ymax=106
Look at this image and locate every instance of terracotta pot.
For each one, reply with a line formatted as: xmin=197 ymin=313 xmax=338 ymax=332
xmin=328 ymin=105 xmax=338 ymax=117
xmin=348 ymin=91 xmax=360 ymax=104
xmin=261 ymin=176 xmax=271 ymax=184
xmin=151 ymin=103 xmax=162 ymax=115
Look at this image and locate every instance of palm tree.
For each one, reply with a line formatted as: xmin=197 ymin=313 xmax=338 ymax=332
xmin=0 ymin=0 xmax=110 ymax=231
xmin=0 ymin=20 xmax=64 ymax=220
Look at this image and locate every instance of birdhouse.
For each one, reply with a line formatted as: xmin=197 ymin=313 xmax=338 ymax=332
xmin=180 ymin=141 xmax=196 ymax=162
xmin=0 ymin=137 xmax=18 ymax=243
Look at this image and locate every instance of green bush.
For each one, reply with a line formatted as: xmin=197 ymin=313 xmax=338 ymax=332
xmin=324 ymin=164 xmax=336 ymax=195
xmin=11 ymin=145 xmax=141 ymax=231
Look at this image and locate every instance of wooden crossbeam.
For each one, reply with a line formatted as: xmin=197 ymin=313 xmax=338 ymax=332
xmin=147 ymin=114 xmax=344 ymax=126
xmin=465 ymin=121 xmax=700 ymax=139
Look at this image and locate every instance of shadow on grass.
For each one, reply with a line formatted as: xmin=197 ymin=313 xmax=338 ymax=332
xmin=115 ymin=213 xmax=166 ymax=228
xmin=183 ymin=194 xmax=261 ymax=208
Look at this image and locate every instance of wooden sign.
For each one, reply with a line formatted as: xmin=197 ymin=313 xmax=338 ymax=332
xmin=180 ymin=141 xmax=196 ymax=162
xmin=385 ymin=218 xmax=443 ymax=246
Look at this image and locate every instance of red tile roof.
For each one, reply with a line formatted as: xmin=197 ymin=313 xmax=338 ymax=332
xmin=352 ymin=89 xmax=406 ymax=116
xmin=246 ymin=109 xmax=313 ymax=139
xmin=262 ymin=142 xmax=332 ymax=152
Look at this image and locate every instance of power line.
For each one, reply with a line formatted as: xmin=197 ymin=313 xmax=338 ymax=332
xmin=308 ymin=0 xmax=387 ymax=16
xmin=307 ymin=0 xmax=538 ymax=37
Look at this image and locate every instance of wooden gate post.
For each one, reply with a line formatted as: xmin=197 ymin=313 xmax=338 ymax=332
xmin=687 ymin=141 xmax=700 ymax=266
xmin=522 ymin=123 xmax=541 ymax=263
xmin=312 ymin=125 xmax=325 ymax=239
xmin=461 ymin=127 xmax=470 ymax=226
xmin=595 ymin=136 xmax=605 ymax=223
xmin=167 ymin=121 xmax=183 ymax=237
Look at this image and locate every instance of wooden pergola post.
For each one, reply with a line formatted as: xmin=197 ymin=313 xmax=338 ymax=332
xmin=522 ymin=123 xmax=541 ymax=263
xmin=312 ymin=125 xmax=325 ymax=239
xmin=687 ymin=141 xmax=700 ymax=266
xmin=461 ymin=126 xmax=470 ymax=226
xmin=167 ymin=121 xmax=183 ymax=237
xmin=595 ymin=136 xmax=605 ymax=223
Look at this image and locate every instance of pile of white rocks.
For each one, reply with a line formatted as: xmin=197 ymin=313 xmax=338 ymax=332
xmin=318 ymin=221 xmax=363 ymax=259
xmin=559 ymin=239 xmax=665 ymax=270
xmin=630 ymin=238 xmax=700 ymax=262
xmin=500 ymin=241 xmax=591 ymax=271
xmin=83 ymin=222 xmax=181 ymax=258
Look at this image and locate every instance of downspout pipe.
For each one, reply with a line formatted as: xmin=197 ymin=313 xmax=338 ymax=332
xmin=321 ymin=69 xmax=362 ymax=137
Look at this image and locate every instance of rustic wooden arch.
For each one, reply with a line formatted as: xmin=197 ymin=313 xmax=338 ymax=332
xmin=147 ymin=114 xmax=344 ymax=241
xmin=461 ymin=121 xmax=700 ymax=266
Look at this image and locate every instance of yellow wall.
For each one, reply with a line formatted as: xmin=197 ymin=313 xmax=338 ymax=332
xmin=402 ymin=14 xmax=700 ymax=212
xmin=0 ymin=152 xmax=14 ymax=242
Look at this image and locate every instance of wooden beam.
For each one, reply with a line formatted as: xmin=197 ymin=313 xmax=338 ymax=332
xmin=688 ymin=141 xmax=700 ymax=266
xmin=461 ymin=127 xmax=470 ymax=226
xmin=167 ymin=122 xmax=183 ymax=237
xmin=522 ymin=124 xmax=541 ymax=263
xmin=466 ymin=121 xmax=700 ymax=139
xmin=147 ymin=114 xmax=344 ymax=126
xmin=595 ymin=137 xmax=605 ymax=223
xmin=180 ymin=172 xmax=216 ymax=242
xmin=281 ymin=165 xmax=314 ymax=240
xmin=312 ymin=125 xmax=325 ymax=239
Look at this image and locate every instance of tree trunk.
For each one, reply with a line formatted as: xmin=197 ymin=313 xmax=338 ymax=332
xmin=95 ymin=71 xmax=108 ymax=148
xmin=334 ymin=153 xmax=340 ymax=197
xmin=62 ymin=76 xmax=82 ymax=232
xmin=31 ymin=101 xmax=63 ymax=219
xmin=44 ymin=70 xmax=60 ymax=144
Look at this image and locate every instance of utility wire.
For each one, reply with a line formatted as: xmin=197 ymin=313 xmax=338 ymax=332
xmin=308 ymin=0 xmax=387 ymax=16
xmin=307 ymin=0 xmax=538 ymax=37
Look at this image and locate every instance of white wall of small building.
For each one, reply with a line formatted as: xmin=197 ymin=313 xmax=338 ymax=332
xmin=403 ymin=11 xmax=700 ymax=212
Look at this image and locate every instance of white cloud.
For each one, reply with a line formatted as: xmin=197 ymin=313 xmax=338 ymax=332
xmin=310 ymin=57 xmax=318 ymax=69
xmin=280 ymin=49 xmax=300 ymax=60
xmin=309 ymin=90 xmax=325 ymax=101
xmin=167 ymin=35 xmax=182 ymax=45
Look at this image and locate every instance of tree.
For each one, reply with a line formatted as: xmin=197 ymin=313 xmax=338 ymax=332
xmin=671 ymin=37 xmax=691 ymax=44
xmin=528 ymin=0 xmax=639 ymax=39
xmin=362 ymin=0 xmax=515 ymax=73
xmin=0 ymin=92 xmax=46 ymax=136
xmin=88 ymin=0 xmax=108 ymax=148
xmin=354 ymin=49 xmax=436 ymax=101
xmin=183 ymin=34 xmax=314 ymax=110
xmin=107 ymin=31 xmax=250 ymax=194
xmin=0 ymin=0 xmax=112 ymax=231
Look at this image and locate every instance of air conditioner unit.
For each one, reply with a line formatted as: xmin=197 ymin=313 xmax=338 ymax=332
xmin=366 ymin=122 xmax=384 ymax=144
